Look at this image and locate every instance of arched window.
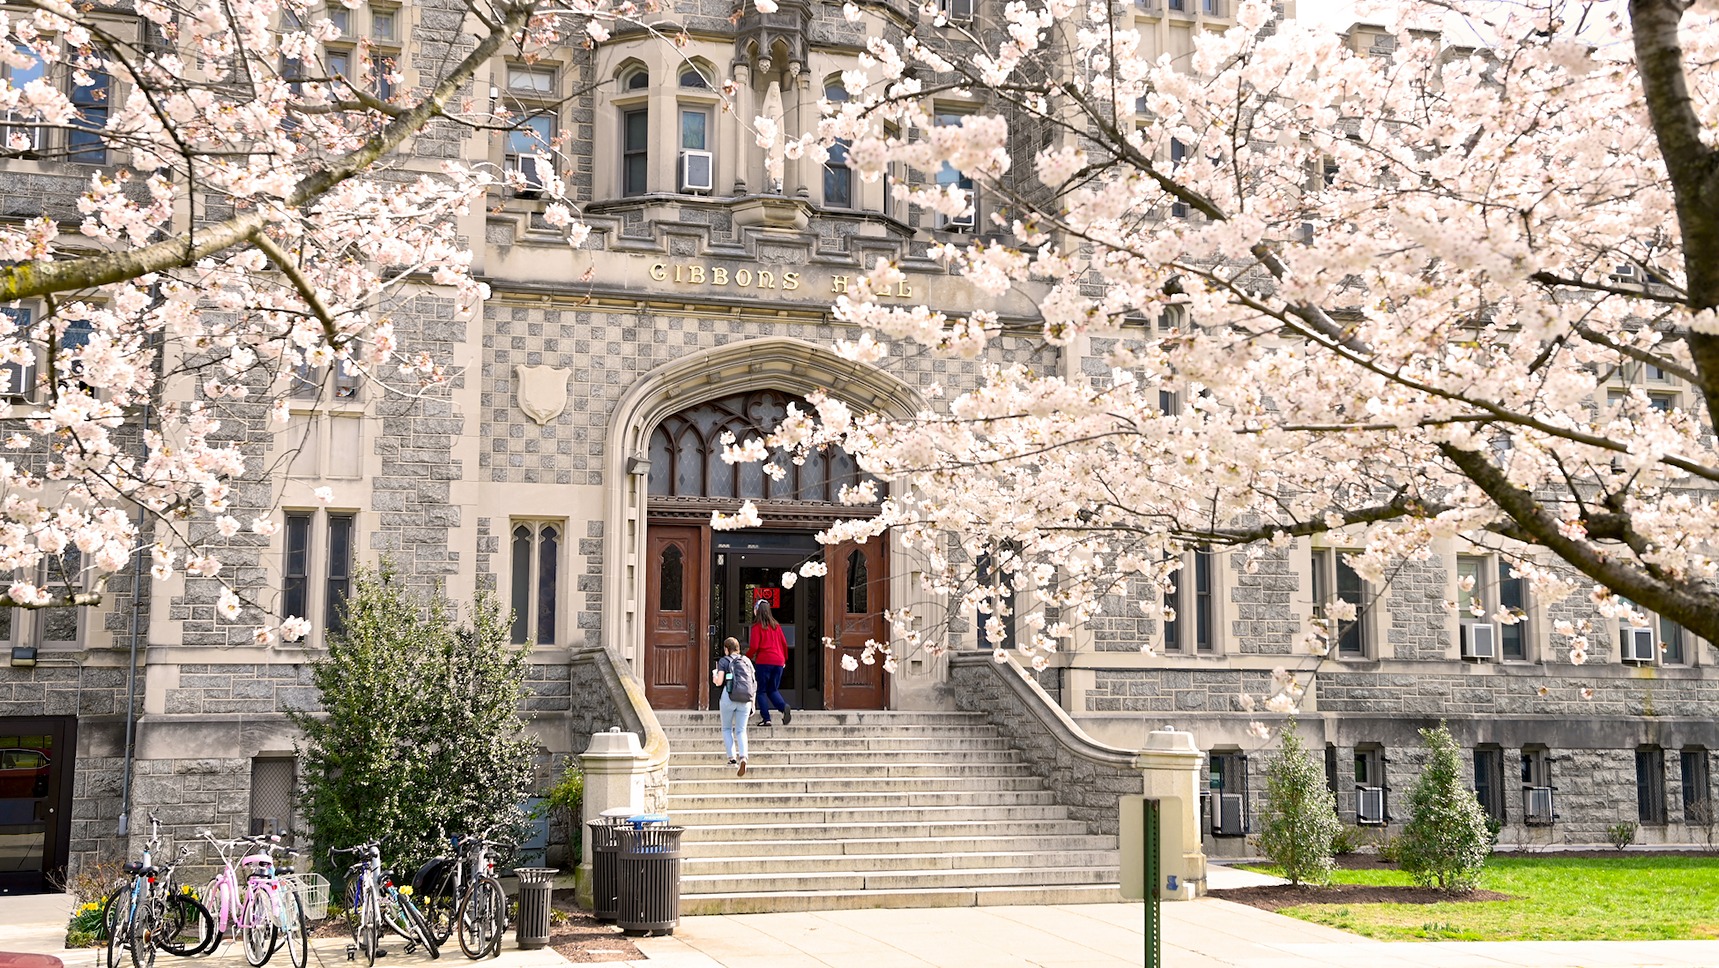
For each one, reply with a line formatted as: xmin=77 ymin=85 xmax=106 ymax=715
xmin=846 ymin=549 xmax=868 ymax=613
xmin=623 ymin=68 xmax=649 ymax=90
xmin=679 ymin=66 xmax=711 ymax=89
xmin=824 ymin=81 xmax=853 ymax=208
xmin=659 ymin=544 xmax=684 ymax=611
xmin=646 ymin=389 xmax=872 ymax=503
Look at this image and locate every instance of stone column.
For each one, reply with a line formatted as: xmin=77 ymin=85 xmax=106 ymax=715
xmin=786 ymin=63 xmax=809 ymax=198
xmin=729 ymin=63 xmax=751 ymax=195
xmin=1134 ymin=727 xmax=1206 ymax=900
xmin=575 ymin=728 xmax=648 ymax=907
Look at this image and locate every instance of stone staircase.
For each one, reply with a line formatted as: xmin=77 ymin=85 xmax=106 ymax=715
xmin=655 ymin=709 xmax=1124 ymax=914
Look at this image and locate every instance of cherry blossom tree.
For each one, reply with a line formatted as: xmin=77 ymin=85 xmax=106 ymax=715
xmin=732 ymin=0 xmax=1719 ymax=685
xmin=0 ymin=0 xmax=629 ymax=630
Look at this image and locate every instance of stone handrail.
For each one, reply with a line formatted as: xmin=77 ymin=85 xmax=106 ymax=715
xmin=569 ymin=643 xmax=669 ymax=811
xmin=947 ymin=650 xmax=1146 ymax=836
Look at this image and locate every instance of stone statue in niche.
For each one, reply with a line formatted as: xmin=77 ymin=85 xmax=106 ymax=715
xmin=761 ymin=79 xmax=786 ymax=194
xmin=515 ymin=364 xmax=571 ymax=425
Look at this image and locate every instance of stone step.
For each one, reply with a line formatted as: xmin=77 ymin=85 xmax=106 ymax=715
xmin=667 ymin=804 xmax=1072 ymax=825
xmin=655 ymin=711 xmax=990 ymax=727
xmin=670 ymin=761 xmax=1037 ymax=781
xmin=676 ymin=818 xmax=1096 ymax=841
xmin=679 ymin=883 xmax=1127 ymax=915
xmin=679 ymin=834 xmax=1120 ymax=858
xmin=669 ymin=775 xmax=1047 ymax=794
xmin=680 ymin=865 xmax=1120 ymax=895
xmin=669 ymin=736 xmax=1015 ymax=752
xmin=659 ymin=724 xmax=1005 ymax=740
xmin=668 ymin=790 xmax=1057 ymax=811
xmin=681 ymin=849 xmax=1121 ymax=875
xmin=671 ymin=749 xmax=1024 ymax=766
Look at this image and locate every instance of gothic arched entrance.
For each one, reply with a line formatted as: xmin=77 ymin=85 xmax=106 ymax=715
xmin=638 ymin=388 xmax=888 ymax=711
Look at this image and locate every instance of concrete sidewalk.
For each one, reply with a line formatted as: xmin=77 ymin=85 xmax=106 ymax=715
xmin=8 ymin=889 xmax=1719 ymax=968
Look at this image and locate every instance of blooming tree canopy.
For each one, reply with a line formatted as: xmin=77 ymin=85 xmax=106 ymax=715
xmin=740 ymin=0 xmax=1719 ymax=673
xmin=0 ymin=0 xmax=620 ymax=629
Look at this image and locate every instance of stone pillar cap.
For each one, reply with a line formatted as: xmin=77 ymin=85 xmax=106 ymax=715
xmin=1144 ymin=727 xmax=1199 ymax=754
xmin=583 ymin=728 xmax=644 ymax=757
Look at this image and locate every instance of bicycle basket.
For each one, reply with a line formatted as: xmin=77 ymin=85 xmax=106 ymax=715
xmin=283 ymin=872 xmax=331 ymax=921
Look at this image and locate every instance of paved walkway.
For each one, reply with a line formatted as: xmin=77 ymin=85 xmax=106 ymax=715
xmin=8 ymin=881 xmax=1719 ymax=968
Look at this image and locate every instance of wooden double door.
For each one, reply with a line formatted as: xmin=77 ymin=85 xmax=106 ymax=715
xmin=0 ymin=716 xmax=74 ymax=895
xmin=644 ymin=524 xmax=888 ymax=711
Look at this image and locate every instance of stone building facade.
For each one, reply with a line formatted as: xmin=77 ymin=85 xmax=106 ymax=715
xmin=1 ymin=0 xmax=1715 ymax=896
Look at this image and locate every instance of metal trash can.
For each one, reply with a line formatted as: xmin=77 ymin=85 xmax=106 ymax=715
xmin=616 ymin=816 xmax=683 ymax=936
xmin=587 ymin=813 xmax=631 ymax=922
xmin=513 ymin=867 xmax=557 ymax=950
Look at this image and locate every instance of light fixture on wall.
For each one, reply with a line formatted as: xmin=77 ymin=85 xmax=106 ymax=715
xmin=9 ymin=646 xmax=37 ymax=668
xmin=625 ymin=456 xmax=651 ymax=477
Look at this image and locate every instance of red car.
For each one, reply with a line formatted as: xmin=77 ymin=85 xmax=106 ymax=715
xmin=0 ymin=748 xmax=49 ymax=798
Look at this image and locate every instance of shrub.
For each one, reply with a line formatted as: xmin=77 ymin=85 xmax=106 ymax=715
xmin=1397 ymin=723 xmax=1492 ymax=892
xmin=536 ymin=761 xmax=585 ymax=869
xmin=1607 ymin=821 xmax=1638 ymax=850
xmin=295 ymin=566 xmax=536 ymax=880
xmin=1330 ymin=824 xmax=1366 ymax=856
xmin=1257 ymin=725 xmax=1342 ymax=886
xmin=1374 ymin=832 xmax=1402 ymax=864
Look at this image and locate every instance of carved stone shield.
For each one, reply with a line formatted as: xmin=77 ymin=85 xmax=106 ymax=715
xmin=515 ymin=365 xmax=571 ymax=425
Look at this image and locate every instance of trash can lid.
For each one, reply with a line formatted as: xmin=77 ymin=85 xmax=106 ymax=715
xmin=627 ymin=813 xmax=670 ymax=826
xmin=600 ymin=807 xmax=640 ymax=819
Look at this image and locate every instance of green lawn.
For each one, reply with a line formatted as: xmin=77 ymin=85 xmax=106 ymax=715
xmin=1241 ymin=856 xmax=1719 ymax=941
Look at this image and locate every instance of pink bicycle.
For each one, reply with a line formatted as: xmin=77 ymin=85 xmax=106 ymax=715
xmin=198 ymin=830 xmax=308 ymax=968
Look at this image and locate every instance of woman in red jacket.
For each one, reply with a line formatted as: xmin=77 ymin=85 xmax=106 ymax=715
xmin=748 ymin=598 xmax=793 ymax=726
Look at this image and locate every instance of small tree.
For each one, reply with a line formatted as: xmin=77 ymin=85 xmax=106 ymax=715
xmin=1258 ymin=726 xmax=1341 ymax=886
xmin=1398 ymin=723 xmax=1492 ymax=892
xmin=295 ymin=565 xmax=535 ymax=876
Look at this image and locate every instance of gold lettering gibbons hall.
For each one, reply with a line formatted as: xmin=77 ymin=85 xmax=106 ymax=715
xmin=646 ymin=261 xmax=918 ymax=300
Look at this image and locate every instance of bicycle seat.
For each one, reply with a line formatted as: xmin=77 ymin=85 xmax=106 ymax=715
xmin=123 ymin=861 xmax=144 ymax=874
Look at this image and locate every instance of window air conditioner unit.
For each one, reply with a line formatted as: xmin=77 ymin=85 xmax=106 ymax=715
xmin=1357 ymin=785 xmax=1386 ymax=825
xmin=680 ymin=149 xmax=714 ymax=193
xmin=943 ymin=208 xmax=975 ymax=232
xmin=1371 ymin=34 xmax=1397 ymax=51
xmin=1463 ymin=622 xmax=1497 ymax=659
xmin=1622 ymin=626 xmax=1657 ymax=663
xmin=1214 ymin=793 xmax=1246 ymax=836
xmin=1525 ymin=785 xmax=1555 ymax=825
xmin=940 ymin=0 xmax=975 ymax=24
xmin=513 ymin=155 xmax=547 ymax=198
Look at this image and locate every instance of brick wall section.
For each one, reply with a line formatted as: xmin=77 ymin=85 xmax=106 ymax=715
xmin=1384 ymin=553 xmax=1449 ymax=660
xmin=165 ymin=664 xmax=318 ymax=716
xmin=1229 ymin=547 xmax=1296 ymax=654
xmin=949 ymin=652 xmax=1140 ymax=837
xmin=1087 ymin=668 xmax=1279 ymax=715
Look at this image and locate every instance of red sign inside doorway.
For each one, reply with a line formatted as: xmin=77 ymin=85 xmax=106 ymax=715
xmin=751 ymin=586 xmax=781 ymax=609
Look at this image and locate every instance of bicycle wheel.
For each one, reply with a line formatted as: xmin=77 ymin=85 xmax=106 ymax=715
xmin=400 ymin=900 xmax=440 ymax=962
xmin=128 ymin=893 xmax=158 ymax=968
xmin=277 ymin=884 xmax=309 ymax=968
xmin=454 ymin=878 xmax=505 ymax=960
xmin=355 ymin=890 xmax=379 ymax=968
xmin=159 ymin=894 xmax=215 ymax=956
xmin=101 ymin=886 xmax=125 ymax=945
xmin=240 ymin=889 xmax=275 ymax=967
xmin=106 ymin=886 xmax=133 ymax=968
xmin=423 ymin=884 xmax=456 ymax=946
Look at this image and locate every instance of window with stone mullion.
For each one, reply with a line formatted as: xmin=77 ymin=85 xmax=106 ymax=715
xmin=510 ymin=520 xmax=561 ymax=645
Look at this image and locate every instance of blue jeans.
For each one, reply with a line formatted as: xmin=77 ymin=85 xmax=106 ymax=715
xmin=719 ymin=694 xmax=750 ymax=761
xmin=755 ymin=664 xmax=788 ymax=721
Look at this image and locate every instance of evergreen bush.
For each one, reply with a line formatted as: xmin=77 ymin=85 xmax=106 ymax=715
xmin=1258 ymin=725 xmax=1342 ymax=886
xmin=1398 ymin=723 xmax=1493 ymax=892
xmin=295 ymin=565 xmax=536 ymax=878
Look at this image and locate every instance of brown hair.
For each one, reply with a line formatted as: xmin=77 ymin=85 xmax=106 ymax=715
xmin=722 ymin=636 xmax=741 ymax=655
xmin=753 ymin=598 xmax=780 ymax=629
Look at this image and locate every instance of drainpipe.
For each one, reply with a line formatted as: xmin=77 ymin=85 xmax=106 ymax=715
xmin=117 ymin=400 xmax=151 ymax=840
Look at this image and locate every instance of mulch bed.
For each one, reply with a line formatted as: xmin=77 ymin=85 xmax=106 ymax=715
xmin=1209 ymin=883 xmax=1514 ymax=911
xmin=549 ymin=894 xmax=645 ymax=964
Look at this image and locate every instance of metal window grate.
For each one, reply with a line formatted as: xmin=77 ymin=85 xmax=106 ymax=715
xmin=250 ymin=757 xmax=296 ymax=839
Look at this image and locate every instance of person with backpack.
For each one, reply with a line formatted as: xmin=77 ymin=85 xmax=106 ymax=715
xmin=713 ymin=636 xmax=755 ymax=776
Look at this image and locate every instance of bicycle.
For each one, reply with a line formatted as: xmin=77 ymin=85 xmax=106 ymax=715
xmin=199 ymin=831 xmax=307 ymax=968
xmin=332 ymin=841 xmax=440 ymax=966
xmin=104 ymin=816 xmax=216 ymax=968
xmin=420 ymin=832 xmax=509 ymax=959
xmin=238 ymin=836 xmax=309 ymax=968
